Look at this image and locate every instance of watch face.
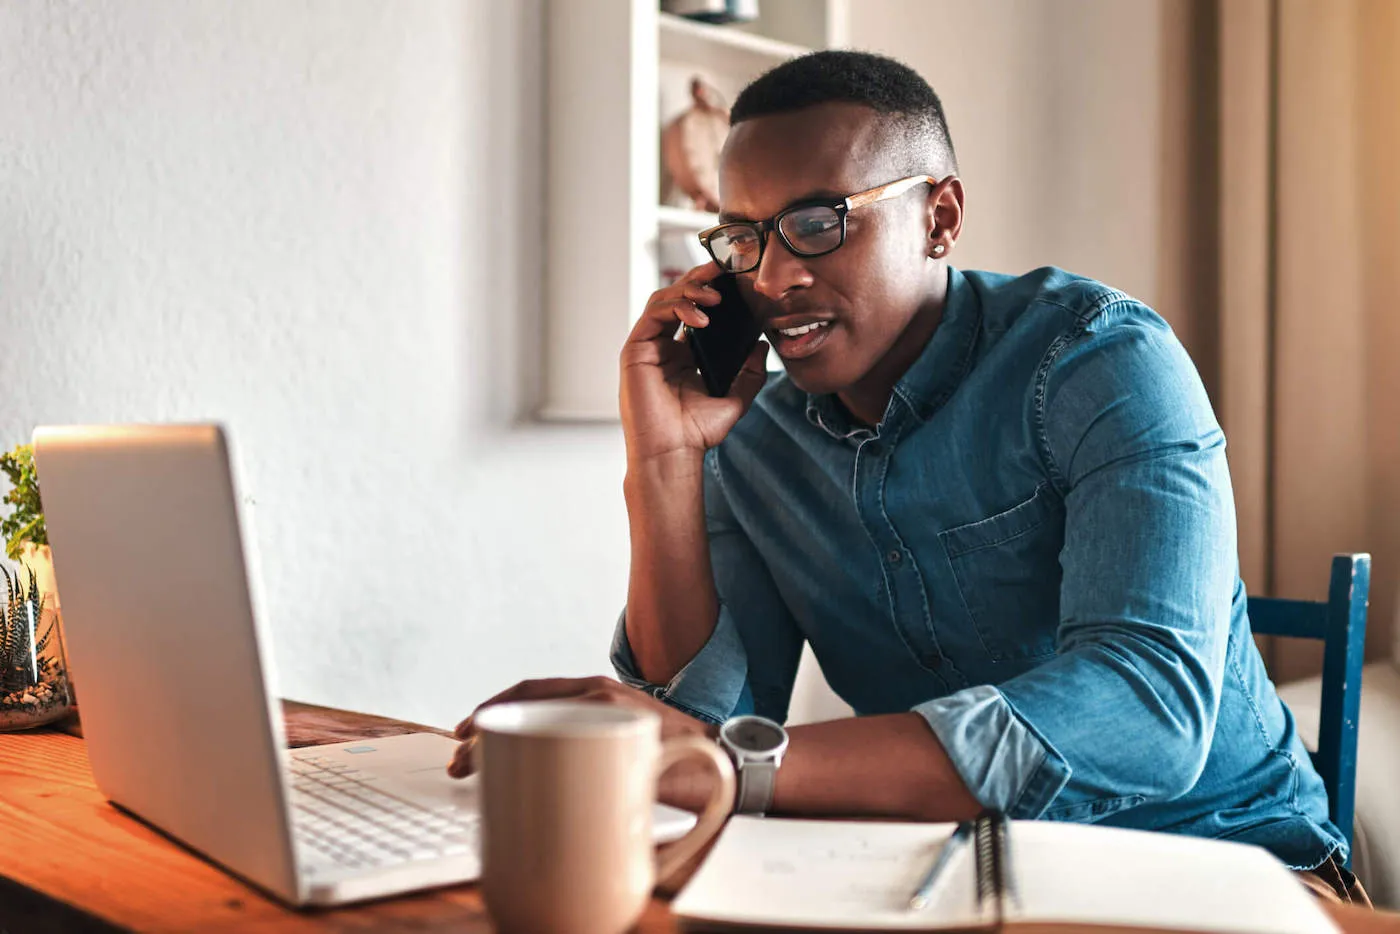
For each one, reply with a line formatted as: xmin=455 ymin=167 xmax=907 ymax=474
xmin=725 ymin=717 xmax=785 ymax=754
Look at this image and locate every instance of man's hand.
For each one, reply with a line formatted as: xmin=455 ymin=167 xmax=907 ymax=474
xmin=446 ymin=677 xmax=722 ymax=813
xmin=620 ymin=261 xmax=770 ymax=466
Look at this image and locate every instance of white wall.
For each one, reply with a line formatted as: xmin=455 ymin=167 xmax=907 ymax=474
xmin=0 ymin=1 xmax=631 ymax=729
xmin=852 ymin=0 xmax=1170 ymax=311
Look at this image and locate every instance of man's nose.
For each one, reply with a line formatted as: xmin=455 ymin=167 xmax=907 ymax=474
xmin=752 ymin=233 xmax=814 ymax=301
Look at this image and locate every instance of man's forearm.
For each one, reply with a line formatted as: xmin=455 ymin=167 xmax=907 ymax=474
xmin=623 ymin=451 xmax=721 ymax=685
xmin=774 ymin=713 xmax=982 ymax=821
xmin=669 ymin=713 xmax=981 ymax=822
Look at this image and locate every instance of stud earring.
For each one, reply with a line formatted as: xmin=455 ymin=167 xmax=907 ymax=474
xmin=933 ymin=243 xmax=946 ymax=256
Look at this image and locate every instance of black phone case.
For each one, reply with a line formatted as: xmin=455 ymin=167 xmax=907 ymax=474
xmin=685 ymin=273 xmax=763 ymax=398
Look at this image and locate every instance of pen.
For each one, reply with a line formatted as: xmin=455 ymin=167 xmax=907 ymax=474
xmin=907 ymin=820 xmax=973 ymax=911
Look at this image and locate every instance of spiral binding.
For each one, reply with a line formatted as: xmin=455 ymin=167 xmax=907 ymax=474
xmin=994 ymin=812 xmax=1020 ymax=913
xmin=973 ymin=814 xmax=998 ymax=920
xmin=972 ymin=812 xmax=1016 ymax=924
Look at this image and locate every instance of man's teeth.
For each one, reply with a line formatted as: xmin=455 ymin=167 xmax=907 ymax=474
xmin=777 ymin=321 xmax=830 ymax=338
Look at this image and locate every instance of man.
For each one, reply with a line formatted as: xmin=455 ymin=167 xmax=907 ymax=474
xmin=451 ymin=51 xmax=1363 ymax=903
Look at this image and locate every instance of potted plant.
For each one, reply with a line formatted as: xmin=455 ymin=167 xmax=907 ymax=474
xmin=0 ymin=443 xmax=72 ymax=729
xmin=0 ymin=563 xmax=71 ymax=729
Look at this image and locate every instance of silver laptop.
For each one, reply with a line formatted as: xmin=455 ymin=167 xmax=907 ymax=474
xmin=31 ymin=423 xmax=697 ymax=907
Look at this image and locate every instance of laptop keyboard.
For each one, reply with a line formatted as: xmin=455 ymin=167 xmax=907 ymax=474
xmin=288 ymin=754 xmax=478 ymax=871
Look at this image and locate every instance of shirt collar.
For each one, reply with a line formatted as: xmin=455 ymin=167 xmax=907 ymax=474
xmin=805 ymin=266 xmax=982 ymax=439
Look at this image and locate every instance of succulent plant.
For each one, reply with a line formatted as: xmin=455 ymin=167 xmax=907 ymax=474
xmin=1 ymin=563 xmax=53 ymax=695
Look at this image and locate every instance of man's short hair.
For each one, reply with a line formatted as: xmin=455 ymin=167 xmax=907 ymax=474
xmin=730 ymin=50 xmax=958 ymax=178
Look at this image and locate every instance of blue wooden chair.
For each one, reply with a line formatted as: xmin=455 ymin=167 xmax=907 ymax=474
xmin=1247 ymin=553 xmax=1370 ymax=869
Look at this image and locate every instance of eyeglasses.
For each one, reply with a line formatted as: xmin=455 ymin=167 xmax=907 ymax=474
xmin=697 ymin=175 xmax=942 ymax=274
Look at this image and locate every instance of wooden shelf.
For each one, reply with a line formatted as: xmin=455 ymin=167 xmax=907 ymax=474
xmin=659 ymin=12 xmax=811 ymax=73
xmin=657 ymin=204 xmax=719 ymax=231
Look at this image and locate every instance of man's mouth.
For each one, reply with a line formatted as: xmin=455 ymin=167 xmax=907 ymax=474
xmin=766 ymin=318 xmax=835 ymax=360
xmin=775 ymin=320 xmax=830 ymax=339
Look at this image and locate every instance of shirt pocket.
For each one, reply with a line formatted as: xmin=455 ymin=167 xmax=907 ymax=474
xmin=938 ymin=483 xmax=1064 ymax=662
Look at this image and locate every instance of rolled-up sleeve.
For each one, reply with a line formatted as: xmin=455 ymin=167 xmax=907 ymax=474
xmin=611 ymin=606 xmax=752 ymax=723
xmin=914 ymin=685 xmax=1071 ymax=818
xmin=915 ymin=312 xmax=1235 ymax=820
xmin=610 ymin=448 xmax=805 ymax=725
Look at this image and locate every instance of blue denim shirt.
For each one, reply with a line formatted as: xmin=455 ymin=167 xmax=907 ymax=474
xmin=611 ymin=266 xmax=1345 ymax=870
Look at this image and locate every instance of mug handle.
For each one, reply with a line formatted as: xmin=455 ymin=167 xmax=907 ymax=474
xmin=653 ymin=734 xmax=736 ymax=886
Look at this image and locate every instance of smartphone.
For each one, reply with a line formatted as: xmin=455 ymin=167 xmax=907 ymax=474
xmin=685 ymin=273 xmax=763 ymax=398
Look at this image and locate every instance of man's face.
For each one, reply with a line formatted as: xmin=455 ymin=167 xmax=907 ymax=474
xmin=717 ymin=102 xmax=936 ymax=396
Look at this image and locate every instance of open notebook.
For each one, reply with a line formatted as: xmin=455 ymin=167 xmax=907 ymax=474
xmin=672 ymin=815 xmax=1340 ymax=933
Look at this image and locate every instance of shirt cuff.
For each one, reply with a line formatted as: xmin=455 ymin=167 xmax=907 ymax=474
xmin=609 ymin=606 xmax=750 ymax=725
xmin=913 ymin=684 xmax=1071 ymax=819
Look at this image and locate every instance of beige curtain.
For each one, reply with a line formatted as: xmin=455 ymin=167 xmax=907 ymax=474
xmin=1212 ymin=0 xmax=1400 ymax=680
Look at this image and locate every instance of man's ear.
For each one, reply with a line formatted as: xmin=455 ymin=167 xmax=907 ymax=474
xmin=926 ymin=175 xmax=965 ymax=259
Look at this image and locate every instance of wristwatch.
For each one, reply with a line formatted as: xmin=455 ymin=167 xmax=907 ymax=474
xmin=717 ymin=714 xmax=789 ymax=815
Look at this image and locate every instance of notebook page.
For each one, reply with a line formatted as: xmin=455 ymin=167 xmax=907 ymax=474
xmin=1008 ymin=821 xmax=1339 ymax=934
xmin=672 ymin=817 xmax=985 ymax=931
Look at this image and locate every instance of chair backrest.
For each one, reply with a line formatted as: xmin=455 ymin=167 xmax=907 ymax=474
xmin=1246 ymin=553 xmax=1370 ymax=869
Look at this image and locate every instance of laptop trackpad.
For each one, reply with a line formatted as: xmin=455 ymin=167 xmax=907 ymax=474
xmin=287 ymin=731 xmax=700 ymax=843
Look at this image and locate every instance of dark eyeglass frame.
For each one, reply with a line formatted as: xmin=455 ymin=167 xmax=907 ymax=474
xmin=696 ymin=174 xmax=945 ymax=274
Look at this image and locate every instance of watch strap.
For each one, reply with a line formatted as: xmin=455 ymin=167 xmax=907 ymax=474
xmin=733 ymin=756 xmax=777 ymax=815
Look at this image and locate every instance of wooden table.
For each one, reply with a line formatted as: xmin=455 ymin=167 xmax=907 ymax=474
xmin=1 ymin=702 xmax=1397 ymax=933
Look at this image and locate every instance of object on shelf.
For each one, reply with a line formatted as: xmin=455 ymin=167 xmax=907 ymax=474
xmin=661 ymin=0 xmax=759 ymax=25
xmin=661 ymin=77 xmax=729 ymax=213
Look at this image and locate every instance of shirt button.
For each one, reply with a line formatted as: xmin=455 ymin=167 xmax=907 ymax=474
xmin=887 ymin=549 xmax=902 ymax=564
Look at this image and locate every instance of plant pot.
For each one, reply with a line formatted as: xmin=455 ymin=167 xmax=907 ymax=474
xmin=1 ymin=550 xmax=73 ymax=731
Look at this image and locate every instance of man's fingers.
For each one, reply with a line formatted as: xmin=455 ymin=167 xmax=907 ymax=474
xmin=447 ymin=681 xmax=630 ymax=778
xmin=729 ymin=340 xmax=771 ymax=406
xmin=446 ymin=734 xmax=477 ymax=778
xmin=676 ymin=260 xmax=722 ymax=288
xmin=574 ymin=687 xmax=626 ymax=705
xmin=625 ymin=262 xmax=723 ymax=345
xmin=679 ymin=281 xmax=721 ymax=306
xmin=649 ymin=296 xmax=710 ymax=330
xmin=453 ymin=679 xmax=547 ymax=737
xmin=674 ymin=300 xmax=711 ymax=329
xmin=627 ymin=295 xmax=709 ymax=347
